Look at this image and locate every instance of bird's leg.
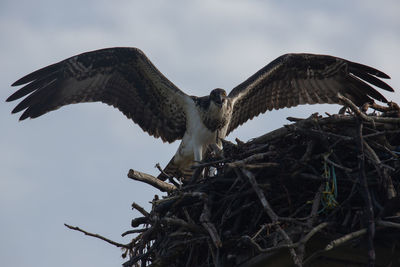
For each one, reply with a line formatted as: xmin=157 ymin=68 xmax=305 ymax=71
xmin=194 ymin=145 xmax=203 ymax=163
xmin=193 ymin=146 xmax=206 ymax=178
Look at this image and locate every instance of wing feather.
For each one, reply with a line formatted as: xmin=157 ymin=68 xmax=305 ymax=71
xmin=226 ymin=53 xmax=394 ymax=135
xmin=8 ymin=47 xmax=189 ymax=143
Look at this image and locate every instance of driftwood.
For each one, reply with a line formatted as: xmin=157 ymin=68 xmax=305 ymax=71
xmin=66 ymin=99 xmax=400 ymax=267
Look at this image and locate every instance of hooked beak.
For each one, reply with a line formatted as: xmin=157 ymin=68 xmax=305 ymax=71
xmin=215 ymin=95 xmax=226 ymax=106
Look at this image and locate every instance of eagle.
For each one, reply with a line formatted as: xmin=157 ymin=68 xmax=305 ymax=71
xmin=7 ymin=47 xmax=394 ymax=180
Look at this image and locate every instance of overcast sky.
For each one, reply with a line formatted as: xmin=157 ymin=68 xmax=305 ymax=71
xmin=1 ymin=1 xmax=399 ymax=266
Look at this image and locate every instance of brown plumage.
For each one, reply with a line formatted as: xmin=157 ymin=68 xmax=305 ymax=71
xmin=7 ymin=48 xmax=395 ymax=179
xmin=226 ymin=53 xmax=393 ymax=135
xmin=8 ymin=47 xmax=187 ymax=143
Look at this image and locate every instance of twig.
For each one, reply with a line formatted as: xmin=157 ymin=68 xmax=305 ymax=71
xmin=325 ymin=228 xmax=367 ymax=251
xmin=363 ymin=129 xmax=400 ymax=138
xmin=300 ymin=140 xmax=316 ymax=162
xmin=305 ymin=222 xmax=397 ymax=265
xmin=243 ymin=235 xmax=295 ymax=253
xmin=368 ymin=116 xmax=400 ymax=123
xmin=296 ymin=184 xmax=324 ymax=262
xmin=237 ymin=144 xmax=271 ymax=158
xmin=226 ymin=152 xmax=277 ymax=168
xmin=155 ymin=163 xmax=171 ymax=179
xmin=131 ymin=217 xmax=149 ymax=227
xmin=355 ymin=120 xmax=376 ymax=267
xmin=287 ymin=116 xmax=307 ymax=122
xmin=308 ymin=184 xmax=324 ymax=229
xmin=298 ymin=173 xmax=326 ymax=182
xmin=64 ymin=223 xmax=129 ymax=248
xmin=240 ymin=168 xmax=302 ymax=267
xmin=337 ymin=93 xmax=375 ymax=124
xmin=160 ymin=217 xmax=203 ymax=232
xmin=251 ymin=224 xmax=270 ymax=239
xmin=127 ymin=169 xmax=176 ymax=192
xmin=200 ymin=202 xmax=222 ymax=248
xmin=376 ymin=220 xmax=400 ymax=229
xmin=191 ymin=158 xmax=230 ymax=168
xmin=155 ymin=163 xmax=182 ymax=188
xmin=301 ymin=222 xmax=330 ymax=245
xmin=243 ymin=222 xmax=330 ymax=253
xmin=323 ymin=157 xmax=354 ymax=172
xmin=131 ymin=202 xmax=150 ymax=217
xmin=363 ymin=140 xmax=397 ymax=199
xmin=241 ymin=168 xmax=278 ymax=222
xmin=121 ymin=229 xmax=147 ymax=237
xmin=228 ymin=162 xmax=279 ymax=169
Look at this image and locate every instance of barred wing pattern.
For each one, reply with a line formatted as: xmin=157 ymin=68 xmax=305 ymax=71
xmin=8 ymin=47 xmax=189 ymax=143
xmin=227 ymin=53 xmax=394 ymax=135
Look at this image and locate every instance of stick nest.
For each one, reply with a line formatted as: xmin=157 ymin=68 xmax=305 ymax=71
xmin=81 ymin=102 xmax=400 ymax=267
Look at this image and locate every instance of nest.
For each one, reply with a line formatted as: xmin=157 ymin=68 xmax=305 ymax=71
xmin=115 ymin=99 xmax=400 ymax=267
xmin=66 ymin=100 xmax=400 ymax=267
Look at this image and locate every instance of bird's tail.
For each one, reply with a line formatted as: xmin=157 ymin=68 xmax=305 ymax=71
xmin=157 ymin=156 xmax=193 ymax=181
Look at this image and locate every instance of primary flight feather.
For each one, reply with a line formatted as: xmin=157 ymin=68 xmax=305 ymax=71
xmin=8 ymin=47 xmax=394 ymax=179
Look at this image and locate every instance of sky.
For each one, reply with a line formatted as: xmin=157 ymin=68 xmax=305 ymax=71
xmin=1 ymin=1 xmax=399 ymax=266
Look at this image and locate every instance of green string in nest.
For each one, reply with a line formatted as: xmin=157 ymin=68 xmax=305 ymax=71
xmin=319 ymin=153 xmax=339 ymax=213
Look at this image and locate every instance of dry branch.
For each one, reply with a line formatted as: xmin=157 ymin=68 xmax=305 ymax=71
xmin=64 ymin=223 xmax=129 ymax=248
xmin=127 ymin=169 xmax=176 ymax=192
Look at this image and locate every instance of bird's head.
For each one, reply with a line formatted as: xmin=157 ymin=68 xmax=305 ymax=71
xmin=210 ymin=88 xmax=227 ymax=107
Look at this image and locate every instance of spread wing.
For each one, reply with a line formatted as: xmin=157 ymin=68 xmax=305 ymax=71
xmin=7 ymin=47 xmax=190 ymax=143
xmin=226 ymin=53 xmax=394 ymax=135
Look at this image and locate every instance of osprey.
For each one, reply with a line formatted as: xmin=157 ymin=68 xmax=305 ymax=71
xmin=7 ymin=47 xmax=394 ymax=179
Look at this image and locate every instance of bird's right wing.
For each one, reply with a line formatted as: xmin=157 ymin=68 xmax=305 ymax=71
xmin=8 ymin=47 xmax=190 ymax=143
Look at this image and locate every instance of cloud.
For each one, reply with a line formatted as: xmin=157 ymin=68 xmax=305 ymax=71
xmin=1 ymin=1 xmax=399 ymax=267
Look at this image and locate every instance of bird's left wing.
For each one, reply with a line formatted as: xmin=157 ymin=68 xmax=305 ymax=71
xmin=226 ymin=53 xmax=394 ymax=135
xmin=7 ymin=47 xmax=190 ymax=143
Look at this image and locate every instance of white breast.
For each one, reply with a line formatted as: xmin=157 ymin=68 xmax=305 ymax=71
xmin=173 ymin=99 xmax=218 ymax=168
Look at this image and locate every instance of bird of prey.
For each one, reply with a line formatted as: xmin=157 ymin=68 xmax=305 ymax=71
xmin=7 ymin=47 xmax=394 ymax=180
